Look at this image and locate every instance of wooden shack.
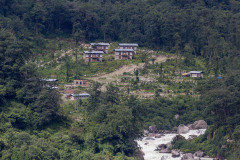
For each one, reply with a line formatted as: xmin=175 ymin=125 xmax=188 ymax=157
xmin=84 ymin=51 xmax=103 ymax=62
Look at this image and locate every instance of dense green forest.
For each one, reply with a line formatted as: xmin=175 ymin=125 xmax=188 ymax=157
xmin=1 ymin=0 xmax=240 ymax=159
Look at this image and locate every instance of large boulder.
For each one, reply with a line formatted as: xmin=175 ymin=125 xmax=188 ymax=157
xmin=177 ymin=124 xmax=190 ymax=134
xmin=149 ymin=125 xmax=158 ymax=133
xmin=148 ymin=133 xmax=156 ymax=137
xmin=158 ymin=144 xmax=167 ymax=150
xmin=171 ymin=150 xmax=180 ymax=158
xmin=155 ymin=134 xmax=162 ymax=138
xmin=192 ymin=120 xmax=207 ymax=129
xmin=194 ymin=151 xmax=205 ymax=157
xmin=159 ymin=149 xmax=171 ymax=153
xmin=161 ymin=156 xmax=168 ymax=160
xmin=166 ymin=142 xmax=172 ymax=148
xmin=143 ymin=130 xmax=149 ymax=136
xmin=145 ymin=137 xmax=155 ymax=140
xmin=194 ymin=158 xmax=201 ymax=160
xmin=181 ymin=153 xmax=194 ymax=160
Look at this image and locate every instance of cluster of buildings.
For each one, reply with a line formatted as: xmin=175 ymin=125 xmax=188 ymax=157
xmin=84 ymin=43 xmax=138 ymax=62
xmin=64 ymin=79 xmax=90 ymax=100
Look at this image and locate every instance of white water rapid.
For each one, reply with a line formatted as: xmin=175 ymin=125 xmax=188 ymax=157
xmin=136 ymin=129 xmax=213 ymax=160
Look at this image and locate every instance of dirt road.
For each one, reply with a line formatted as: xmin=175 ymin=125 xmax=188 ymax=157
xmin=88 ymin=55 xmax=169 ymax=84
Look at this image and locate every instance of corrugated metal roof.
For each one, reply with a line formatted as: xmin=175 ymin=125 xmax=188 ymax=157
xmin=43 ymin=79 xmax=58 ymax=82
xmin=114 ymin=49 xmax=134 ymax=52
xmin=189 ymin=71 xmax=203 ymax=74
xmin=119 ymin=43 xmax=138 ymax=47
xmin=84 ymin=51 xmax=104 ymax=54
xmin=90 ymin=43 xmax=109 ymax=46
xmin=72 ymin=93 xmax=90 ymax=97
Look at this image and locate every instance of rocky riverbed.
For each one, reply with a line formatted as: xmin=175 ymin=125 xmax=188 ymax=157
xmin=136 ymin=120 xmax=214 ymax=160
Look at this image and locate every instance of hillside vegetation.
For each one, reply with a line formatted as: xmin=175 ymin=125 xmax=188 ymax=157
xmin=1 ymin=0 xmax=240 ymax=159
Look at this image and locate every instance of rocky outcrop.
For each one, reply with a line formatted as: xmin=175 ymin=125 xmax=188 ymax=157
xmin=149 ymin=125 xmax=158 ymax=133
xmin=194 ymin=150 xmax=205 ymax=157
xmin=181 ymin=153 xmax=194 ymax=160
xmin=177 ymin=124 xmax=189 ymax=134
xmin=192 ymin=120 xmax=207 ymax=129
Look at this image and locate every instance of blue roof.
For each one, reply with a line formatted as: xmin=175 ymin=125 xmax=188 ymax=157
xmin=114 ymin=49 xmax=134 ymax=52
xmin=90 ymin=43 xmax=109 ymax=46
xmin=84 ymin=51 xmax=104 ymax=54
xmin=119 ymin=43 xmax=138 ymax=47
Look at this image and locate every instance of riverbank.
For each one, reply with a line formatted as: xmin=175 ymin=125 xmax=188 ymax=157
xmin=137 ymin=129 xmax=214 ymax=160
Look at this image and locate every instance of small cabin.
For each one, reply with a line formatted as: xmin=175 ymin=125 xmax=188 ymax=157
xmin=90 ymin=43 xmax=110 ymax=53
xmin=84 ymin=51 xmax=103 ymax=62
xmin=189 ymin=71 xmax=203 ymax=77
xmin=119 ymin=43 xmax=138 ymax=54
xmin=114 ymin=49 xmax=134 ymax=60
xmin=183 ymin=71 xmax=203 ymax=78
xmin=73 ymin=80 xmax=88 ymax=87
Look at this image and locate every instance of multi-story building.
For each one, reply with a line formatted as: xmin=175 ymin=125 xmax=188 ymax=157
xmin=114 ymin=49 xmax=134 ymax=60
xmin=84 ymin=51 xmax=103 ymax=62
xmin=119 ymin=43 xmax=138 ymax=54
xmin=90 ymin=43 xmax=110 ymax=53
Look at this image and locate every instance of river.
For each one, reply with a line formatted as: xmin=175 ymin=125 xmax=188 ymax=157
xmin=136 ymin=129 xmax=214 ymax=160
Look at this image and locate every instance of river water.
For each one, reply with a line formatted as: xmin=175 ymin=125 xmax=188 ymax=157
xmin=136 ymin=129 xmax=213 ymax=160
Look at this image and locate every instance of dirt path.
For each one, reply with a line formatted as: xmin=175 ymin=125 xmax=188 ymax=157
xmin=88 ymin=55 xmax=169 ymax=85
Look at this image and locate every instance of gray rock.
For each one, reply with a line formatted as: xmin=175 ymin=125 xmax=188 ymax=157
xmin=175 ymin=114 xmax=180 ymax=120
xmin=171 ymin=150 xmax=180 ymax=158
xmin=192 ymin=120 xmax=207 ymax=129
xmin=187 ymin=124 xmax=193 ymax=130
xmin=189 ymin=135 xmax=198 ymax=139
xmin=158 ymin=144 xmax=167 ymax=150
xmin=155 ymin=134 xmax=162 ymax=138
xmin=148 ymin=133 xmax=156 ymax=137
xmin=194 ymin=158 xmax=201 ymax=160
xmin=159 ymin=149 xmax=171 ymax=153
xmin=145 ymin=137 xmax=155 ymax=140
xmin=149 ymin=125 xmax=158 ymax=133
xmin=166 ymin=142 xmax=172 ymax=148
xmin=161 ymin=156 xmax=168 ymax=160
xmin=181 ymin=153 xmax=194 ymax=160
xmin=194 ymin=151 xmax=205 ymax=157
xmin=143 ymin=130 xmax=149 ymax=136
xmin=177 ymin=124 xmax=190 ymax=134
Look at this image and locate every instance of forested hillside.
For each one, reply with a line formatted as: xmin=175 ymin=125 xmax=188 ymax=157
xmin=1 ymin=0 xmax=240 ymax=159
